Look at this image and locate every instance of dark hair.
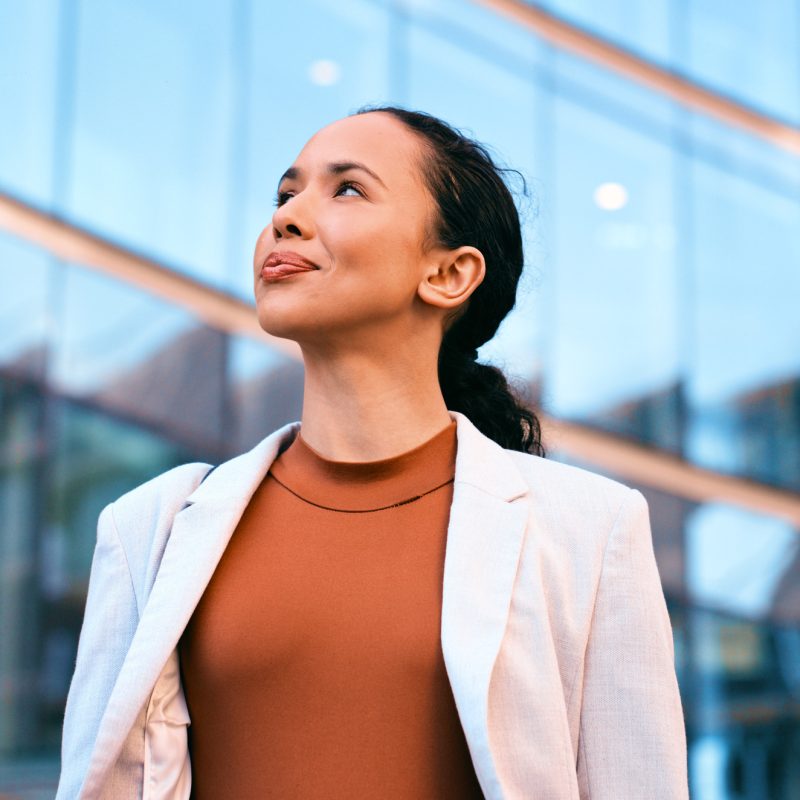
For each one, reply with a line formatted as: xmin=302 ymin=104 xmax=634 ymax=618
xmin=352 ymin=104 xmax=545 ymax=457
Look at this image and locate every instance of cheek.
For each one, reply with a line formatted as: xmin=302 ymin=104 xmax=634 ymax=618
xmin=322 ymin=216 xmax=417 ymax=279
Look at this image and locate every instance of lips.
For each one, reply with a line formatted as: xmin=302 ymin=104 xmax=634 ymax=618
xmin=260 ymin=250 xmax=320 ymax=283
xmin=261 ymin=265 xmax=313 ymax=281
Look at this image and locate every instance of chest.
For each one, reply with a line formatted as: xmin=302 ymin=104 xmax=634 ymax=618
xmin=178 ymin=475 xmax=456 ymax=687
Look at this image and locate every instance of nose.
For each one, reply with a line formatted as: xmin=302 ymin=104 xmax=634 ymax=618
xmin=272 ymin=195 xmax=313 ymax=240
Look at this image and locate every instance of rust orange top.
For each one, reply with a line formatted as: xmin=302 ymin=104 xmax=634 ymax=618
xmin=178 ymin=419 xmax=485 ymax=798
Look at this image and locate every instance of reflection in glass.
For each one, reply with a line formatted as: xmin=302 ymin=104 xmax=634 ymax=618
xmin=0 ymin=381 xmax=46 ymax=753
xmin=0 ymin=3 xmax=60 ymax=206
xmin=685 ymin=0 xmax=800 ymax=125
xmin=687 ymin=155 xmax=800 ymax=492
xmin=0 ymin=234 xmax=53 ymax=381
xmin=547 ymin=89 xmax=681 ymax=453
xmin=50 ymin=265 xmax=227 ymax=457
xmin=532 ymin=0 xmax=800 ymax=128
xmin=228 ymin=335 xmax=304 ymax=454
xmin=687 ymin=503 xmax=799 ymax=622
xmin=65 ymin=1 xmax=236 ymax=287
xmin=687 ymin=606 xmax=800 ymax=798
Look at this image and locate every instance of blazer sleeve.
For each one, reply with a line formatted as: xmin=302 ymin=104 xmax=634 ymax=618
xmin=56 ymin=502 xmax=140 ymax=800
xmin=575 ymin=488 xmax=689 ymax=799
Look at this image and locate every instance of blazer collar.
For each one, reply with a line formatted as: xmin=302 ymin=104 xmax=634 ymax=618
xmin=80 ymin=410 xmax=531 ymax=800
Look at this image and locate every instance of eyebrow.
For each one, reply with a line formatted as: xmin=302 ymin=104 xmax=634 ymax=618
xmin=278 ymin=161 xmax=388 ymax=190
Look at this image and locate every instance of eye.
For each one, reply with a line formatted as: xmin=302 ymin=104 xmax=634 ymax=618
xmin=334 ymin=180 xmax=364 ymax=199
xmin=273 ymin=179 xmax=365 ymax=208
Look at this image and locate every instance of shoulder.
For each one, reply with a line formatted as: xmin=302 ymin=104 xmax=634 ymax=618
xmin=100 ymin=462 xmax=214 ymax=601
xmin=503 ymin=449 xmax=637 ymax=541
xmin=108 ymin=461 xmax=213 ymax=544
xmin=505 ymin=449 xmax=632 ymax=506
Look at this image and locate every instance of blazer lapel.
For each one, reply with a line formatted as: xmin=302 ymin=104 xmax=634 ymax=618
xmin=80 ymin=411 xmax=531 ymax=800
xmin=79 ymin=419 xmax=302 ymax=798
xmin=440 ymin=413 xmax=531 ymax=799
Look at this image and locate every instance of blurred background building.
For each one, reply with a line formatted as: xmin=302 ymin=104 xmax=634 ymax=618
xmin=1 ymin=0 xmax=799 ymax=797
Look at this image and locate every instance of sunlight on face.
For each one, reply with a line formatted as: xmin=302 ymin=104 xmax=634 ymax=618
xmin=252 ymin=112 xmax=440 ymax=351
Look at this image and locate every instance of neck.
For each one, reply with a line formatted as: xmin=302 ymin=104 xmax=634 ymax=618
xmin=296 ymin=346 xmax=452 ymax=462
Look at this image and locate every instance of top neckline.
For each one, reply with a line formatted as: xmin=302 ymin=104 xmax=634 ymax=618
xmin=267 ymin=420 xmax=458 ymax=510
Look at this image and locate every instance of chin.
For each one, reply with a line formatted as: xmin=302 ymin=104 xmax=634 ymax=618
xmin=254 ymin=303 xmax=303 ymax=340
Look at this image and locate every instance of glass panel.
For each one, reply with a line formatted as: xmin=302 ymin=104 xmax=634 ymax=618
xmin=0 ymin=234 xmax=53 ymax=381
xmin=686 ymin=502 xmax=799 ymax=623
xmin=227 ymin=335 xmax=304 ymax=455
xmin=64 ymin=1 xmax=236 ymax=288
xmin=49 ymin=264 xmax=227 ymax=458
xmin=688 ymin=113 xmax=800 ymax=187
xmin=0 ymin=380 xmax=46 ymax=755
xmin=687 ymin=149 xmax=800 ymax=492
xmin=687 ymin=607 xmax=800 ymax=798
xmin=0 ymin=2 xmax=60 ymax=205
xmin=685 ymin=0 xmax=800 ymax=125
xmin=546 ymin=86 xmax=681 ymax=452
xmin=536 ymin=0 xmax=800 ymax=127
xmin=552 ymin=47 xmax=677 ymax=131
xmin=232 ymin=0 xmax=393 ymax=300
xmin=407 ymin=0 xmax=546 ymax=68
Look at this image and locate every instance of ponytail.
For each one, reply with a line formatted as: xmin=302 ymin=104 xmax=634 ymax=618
xmin=438 ymin=341 xmax=544 ymax=456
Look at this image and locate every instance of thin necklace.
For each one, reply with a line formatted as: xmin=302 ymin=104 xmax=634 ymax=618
xmin=268 ymin=473 xmax=455 ymax=513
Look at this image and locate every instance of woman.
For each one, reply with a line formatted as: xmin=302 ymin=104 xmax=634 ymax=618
xmin=56 ymin=106 xmax=688 ymax=799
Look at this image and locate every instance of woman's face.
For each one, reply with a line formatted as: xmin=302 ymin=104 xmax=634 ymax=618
xmin=252 ymin=112 xmax=450 ymax=353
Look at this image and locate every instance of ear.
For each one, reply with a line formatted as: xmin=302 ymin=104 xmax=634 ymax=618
xmin=417 ymin=245 xmax=486 ymax=313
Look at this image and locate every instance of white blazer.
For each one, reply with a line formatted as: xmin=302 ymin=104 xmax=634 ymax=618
xmin=56 ymin=410 xmax=689 ymax=799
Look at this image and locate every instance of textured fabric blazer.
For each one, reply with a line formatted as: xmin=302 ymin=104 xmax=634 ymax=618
xmin=56 ymin=410 xmax=689 ymax=799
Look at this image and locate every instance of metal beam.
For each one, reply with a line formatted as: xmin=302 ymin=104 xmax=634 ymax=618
xmin=474 ymin=0 xmax=800 ymax=156
xmin=0 ymin=193 xmax=301 ymax=360
xmin=544 ymin=416 xmax=800 ymax=527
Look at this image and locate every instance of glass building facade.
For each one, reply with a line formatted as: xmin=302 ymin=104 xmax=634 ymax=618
xmin=1 ymin=1 xmax=799 ymax=797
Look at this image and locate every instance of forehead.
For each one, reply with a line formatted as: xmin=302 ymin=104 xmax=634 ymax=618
xmin=292 ymin=112 xmax=426 ymax=191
